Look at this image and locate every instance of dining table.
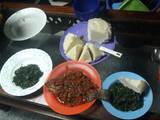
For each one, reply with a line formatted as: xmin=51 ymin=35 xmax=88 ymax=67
xmin=0 ymin=1 xmax=160 ymax=120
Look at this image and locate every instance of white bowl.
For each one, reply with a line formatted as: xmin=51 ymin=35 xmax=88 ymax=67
xmin=0 ymin=48 xmax=52 ymax=96
xmin=4 ymin=8 xmax=47 ymax=41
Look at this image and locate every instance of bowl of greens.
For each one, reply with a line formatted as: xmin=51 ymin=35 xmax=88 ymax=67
xmin=0 ymin=48 xmax=52 ymax=96
xmin=101 ymin=71 xmax=153 ymax=119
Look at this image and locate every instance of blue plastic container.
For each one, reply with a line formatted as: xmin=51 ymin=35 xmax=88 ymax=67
xmin=73 ymin=0 xmax=100 ymax=21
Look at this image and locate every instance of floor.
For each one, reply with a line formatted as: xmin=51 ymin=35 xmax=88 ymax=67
xmin=0 ymin=107 xmax=59 ymax=120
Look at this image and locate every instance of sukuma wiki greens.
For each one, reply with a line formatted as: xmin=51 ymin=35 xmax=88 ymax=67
xmin=109 ymin=82 xmax=143 ymax=111
xmin=13 ymin=64 xmax=43 ymax=89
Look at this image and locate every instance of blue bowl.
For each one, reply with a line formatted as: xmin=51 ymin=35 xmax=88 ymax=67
xmin=73 ymin=0 xmax=100 ymax=21
xmin=102 ymin=71 xmax=153 ymax=119
xmin=59 ymin=22 xmax=116 ymax=65
xmin=106 ymin=0 xmax=160 ymax=11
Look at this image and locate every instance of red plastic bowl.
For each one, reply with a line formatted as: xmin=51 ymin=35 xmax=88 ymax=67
xmin=43 ymin=61 xmax=101 ymax=115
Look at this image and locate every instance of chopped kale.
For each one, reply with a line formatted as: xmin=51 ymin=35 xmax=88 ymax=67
xmin=109 ymin=82 xmax=143 ymax=111
xmin=13 ymin=64 xmax=43 ymax=89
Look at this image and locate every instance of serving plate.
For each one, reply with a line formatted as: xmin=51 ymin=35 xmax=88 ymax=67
xmin=101 ymin=71 xmax=153 ymax=119
xmin=4 ymin=7 xmax=47 ymax=41
xmin=0 ymin=48 xmax=52 ymax=96
xmin=59 ymin=22 xmax=115 ymax=65
xmin=43 ymin=61 xmax=101 ymax=115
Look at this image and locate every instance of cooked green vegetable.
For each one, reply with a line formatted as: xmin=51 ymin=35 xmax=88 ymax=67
xmin=109 ymin=82 xmax=143 ymax=111
xmin=13 ymin=64 xmax=43 ymax=89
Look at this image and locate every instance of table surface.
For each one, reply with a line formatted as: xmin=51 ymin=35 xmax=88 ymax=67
xmin=0 ymin=2 xmax=160 ymax=120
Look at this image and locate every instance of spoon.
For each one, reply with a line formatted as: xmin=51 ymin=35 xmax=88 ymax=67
xmin=86 ymin=89 xmax=110 ymax=102
xmin=96 ymin=89 xmax=110 ymax=101
xmin=79 ymin=36 xmax=123 ymax=58
xmin=89 ymin=41 xmax=123 ymax=58
xmin=99 ymin=46 xmax=122 ymax=58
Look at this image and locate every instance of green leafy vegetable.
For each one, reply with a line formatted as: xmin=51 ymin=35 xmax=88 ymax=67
xmin=109 ymin=82 xmax=143 ymax=111
xmin=13 ymin=64 xmax=43 ymax=89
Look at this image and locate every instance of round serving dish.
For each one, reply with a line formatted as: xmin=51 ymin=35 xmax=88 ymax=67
xmin=59 ymin=22 xmax=115 ymax=65
xmin=0 ymin=48 xmax=52 ymax=96
xmin=4 ymin=7 xmax=47 ymax=41
xmin=101 ymin=71 xmax=153 ymax=119
xmin=43 ymin=61 xmax=102 ymax=115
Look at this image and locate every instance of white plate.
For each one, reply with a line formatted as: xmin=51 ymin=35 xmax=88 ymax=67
xmin=4 ymin=8 xmax=47 ymax=41
xmin=0 ymin=48 xmax=52 ymax=96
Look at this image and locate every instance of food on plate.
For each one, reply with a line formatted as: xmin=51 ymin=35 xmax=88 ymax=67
xmin=87 ymin=43 xmax=103 ymax=60
xmin=63 ymin=33 xmax=84 ymax=53
xmin=66 ymin=44 xmax=83 ymax=60
xmin=88 ymin=18 xmax=112 ymax=44
xmin=45 ymin=71 xmax=98 ymax=106
xmin=13 ymin=64 xmax=43 ymax=89
xmin=109 ymin=81 xmax=144 ymax=111
xmin=61 ymin=18 xmax=113 ymax=64
xmin=63 ymin=33 xmax=104 ymax=62
xmin=79 ymin=44 xmax=92 ymax=62
xmin=119 ymin=78 xmax=147 ymax=94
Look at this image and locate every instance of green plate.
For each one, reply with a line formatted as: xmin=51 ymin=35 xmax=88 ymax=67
xmin=119 ymin=0 xmax=149 ymax=12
